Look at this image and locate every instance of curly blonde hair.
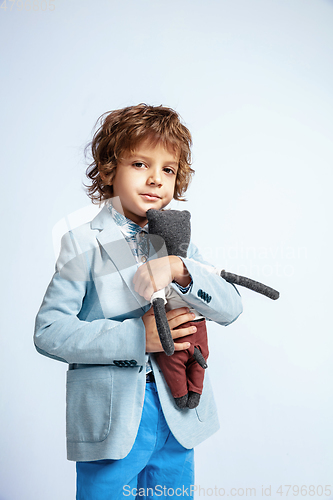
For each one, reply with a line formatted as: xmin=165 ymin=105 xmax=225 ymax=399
xmin=84 ymin=103 xmax=194 ymax=204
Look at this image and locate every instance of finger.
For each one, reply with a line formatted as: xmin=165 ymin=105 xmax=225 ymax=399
xmin=135 ymin=280 xmax=151 ymax=300
xmin=138 ymin=279 xmax=160 ymax=302
xmin=135 ymin=275 xmax=149 ymax=296
xmin=145 ymin=261 xmax=158 ymax=293
xmin=168 ymin=312 xmax=196 ymax=330
xmin=165 ymin=307 xmax=191 ymax=321
xmin=173 ymin=341 xmax=191 ymax=352
xmin=133 ymin=267 xmax=149 ymax=293
xmin=171 ymin=325 xmax=197 ymax=340
xmin=143 ymin=285 xmax=155 ymax=302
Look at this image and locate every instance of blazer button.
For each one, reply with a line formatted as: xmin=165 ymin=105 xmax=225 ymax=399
xmin=197 ymin=289 xmax=212 ymax=303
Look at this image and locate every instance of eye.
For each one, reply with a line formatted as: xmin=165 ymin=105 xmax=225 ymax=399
xmin=163 ymin=167 xmax=176 ymax=175
xmin=133 ymin=162 xmax=147 ymax=169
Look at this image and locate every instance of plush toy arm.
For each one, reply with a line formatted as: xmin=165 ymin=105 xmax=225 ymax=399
xmin=193 ymin=346 xmax=208 ymax=369
xmin=151 ymin=289 xmax=175 ymax=356
xmin=220 ymin=270 xmax=280 ymax=300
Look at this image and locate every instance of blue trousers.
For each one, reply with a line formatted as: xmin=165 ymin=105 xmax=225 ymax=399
xmin=76 ymin=382 xmax=194 ymax=499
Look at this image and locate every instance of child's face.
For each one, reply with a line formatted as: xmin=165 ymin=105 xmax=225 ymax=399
xmin=110 ymin=139 xmax=179 ymax=227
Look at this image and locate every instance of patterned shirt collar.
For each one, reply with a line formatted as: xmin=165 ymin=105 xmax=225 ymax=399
xmin=106 ymin=201 xmax=148 ymax=236
xmin=106 ymin=201 xmax=149 ymax=265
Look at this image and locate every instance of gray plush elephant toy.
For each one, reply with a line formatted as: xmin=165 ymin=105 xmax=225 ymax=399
xmin=146 ymin=208 xmax=279 ymax=409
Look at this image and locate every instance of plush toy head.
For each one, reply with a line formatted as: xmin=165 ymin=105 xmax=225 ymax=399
xmin=146 ymin=209 xmax=191 ymax=258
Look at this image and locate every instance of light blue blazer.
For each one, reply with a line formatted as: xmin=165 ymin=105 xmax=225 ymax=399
xmin=34 ymin=206 xmax=243 ymax=462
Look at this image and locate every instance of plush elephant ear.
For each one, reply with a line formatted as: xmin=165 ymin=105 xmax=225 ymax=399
xmin=146 ymin=209 xmax=191 ymax=257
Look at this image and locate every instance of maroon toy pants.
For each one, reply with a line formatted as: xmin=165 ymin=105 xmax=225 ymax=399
xmin=154 ymin=319 xmax=209 ymax=399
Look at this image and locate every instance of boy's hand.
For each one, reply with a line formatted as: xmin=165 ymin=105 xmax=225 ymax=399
xmin=142 ymin=306 xmax=197 ymax=353
xmin=133 ymin=256 xmax=191 ymax=302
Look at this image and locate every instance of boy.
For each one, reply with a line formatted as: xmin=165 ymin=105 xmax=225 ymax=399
xmin=34 ymin=104 xmax=242 ymax=499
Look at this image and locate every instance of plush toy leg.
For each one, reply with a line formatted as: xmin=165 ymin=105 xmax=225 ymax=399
xmin=187 ymin=392 xmax=201 ymax=409
xmin=183 ymin=346 xmax=208 ymax=409
xmin=174 ymin=394 xmax=189 ymax=409
xmin=185 ymin=354 xmax=207 ymax=409
xmin=154 ymin=348 xmax=190 ymax=406
xmin=175 ymin=391 xmax=201 ymax=409
xmin=185 ymin=322 xmax=209 ymax=409
xmin=155 ymin=321 xmax=209 ymax=410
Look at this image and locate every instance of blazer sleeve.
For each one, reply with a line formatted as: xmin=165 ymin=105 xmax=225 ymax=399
xmin=173 ymin=242 xmax=243 ymax=326
xmin=34 ymin=231 xmax=147 ymax=366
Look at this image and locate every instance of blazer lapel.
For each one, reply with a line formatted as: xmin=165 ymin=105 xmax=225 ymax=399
xmin=91 ymin=205 xmax=148 ymax=310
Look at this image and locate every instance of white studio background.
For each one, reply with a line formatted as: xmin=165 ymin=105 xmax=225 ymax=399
xmin=1 ymin=1 xmax=332 ymax=499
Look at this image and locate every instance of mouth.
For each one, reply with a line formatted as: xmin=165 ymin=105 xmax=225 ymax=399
xmin=140 ymin=193 xmax=162 ymax=201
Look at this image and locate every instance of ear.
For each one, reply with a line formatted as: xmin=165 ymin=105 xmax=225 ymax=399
xmin=100 ymin=169 xmax=116 ymax=187
xmin=99 ymin=171 xmax=110 ymax=185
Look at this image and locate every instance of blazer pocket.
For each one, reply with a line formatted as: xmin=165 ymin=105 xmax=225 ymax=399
xmin=194 ymin=374 xmax=214 ymax=423
xmin=66 ymin=366 xmax=112 ymax=443
xmin=195 ymin=401 xmax=207 ymax=422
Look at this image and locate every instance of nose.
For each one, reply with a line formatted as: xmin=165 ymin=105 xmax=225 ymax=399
xmin=147 ymin=167 xmax=162 ymax=186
